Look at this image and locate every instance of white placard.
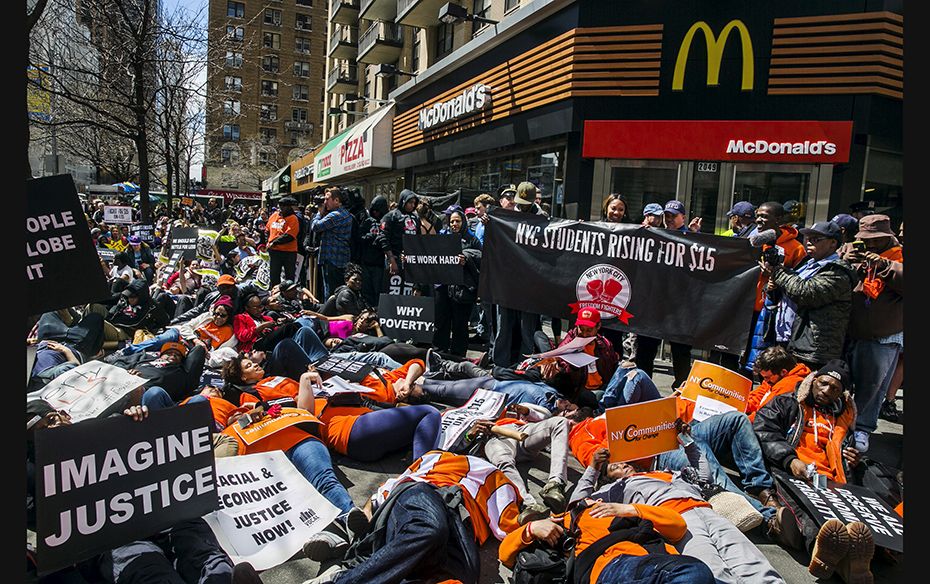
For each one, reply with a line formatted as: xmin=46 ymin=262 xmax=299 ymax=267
xmin=103 ymin=205 xmax=133 ymax=224
xmin=526 ymin=335 xmax=595 ymax=359
xmin=691 ymin=394 xmax=738 ymax=422
xmin=204 ymin=451 xmax=341 ymax=570
xmin=437 ymin=388 xmax=507 ymax=451
xmin=319 ymin=376 xmax=375 ymax=396
xmin=558 ymin=352 xmax=598 ymax=368
xmin=29 ymin=360 xmax=147 ymax=422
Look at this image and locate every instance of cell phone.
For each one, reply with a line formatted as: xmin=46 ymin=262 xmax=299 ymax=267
xmin=851 ymin=240 xmax=866 ymax=253
xmin=238 ymin=413 xmax=253 ymax=429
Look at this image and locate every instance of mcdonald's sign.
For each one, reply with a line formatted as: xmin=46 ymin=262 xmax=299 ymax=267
xmin=673 ymin=20 xmax=754 ymax=91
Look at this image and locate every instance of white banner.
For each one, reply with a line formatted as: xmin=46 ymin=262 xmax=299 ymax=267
xmin=204 ymin=451 xmax=341 ymax=570
xmin=437 ymin=388 xmax=507 ymax=451
xmin=319 ymin=376 xmax=375 ymax=397
xmin=29 ymin=360 xmax=147 ymax=422
xmin=103 ymin=205 xmax=133 ymax=224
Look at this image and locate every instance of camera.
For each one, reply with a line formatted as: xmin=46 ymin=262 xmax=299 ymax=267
xmin=557 ymin=534 xmax=576 ymax=553
xmin=851 ymin=240 xmax=866 ymax=253
xmin=762 ymin=246 xmax=783 ymax=267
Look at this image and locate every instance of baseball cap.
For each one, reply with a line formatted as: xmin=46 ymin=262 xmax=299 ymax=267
xmin=575 ymin=307 xmax=601 ymax=328
xmin=279 ymin=279 xmax=298 ymax=293
xmin=855 ymin=214 xmax=895 ymax=240
xmin=128 ymin=235 xmax=142 ymax=245
xmin=443 ymin=204 xmax=464 ymax=216
xmin=849 ymin=200 xmax=876 ymax=215
xmin=643 ymin=203 xmax=664 ymax=217
xmin=514 ymin=182 xmax=537 ymax=205
xmin=830 ymin=213 xmax=858 ymax=233
xmin=799 ymin=221 xmax=842 ymax=241
xmin=498 ymin=184 xmax=517 ymax=200
xmin=217 ymin=274 xmax=237 ymax=286
xmin=664 ymin=200 xmax=686 ymax=215
xmin=279 ymin=196 xmax=298 ymax=206
xmin=726 ymin=201 xmax=756 ymax=218
xmin=160 ymin=341 xmax=189 ymax=358
xmin=464 ymin=207 xmax=477 ymax=217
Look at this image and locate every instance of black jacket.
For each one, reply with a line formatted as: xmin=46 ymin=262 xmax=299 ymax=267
xmin=332 ymin=333 xmax=394 ymax=353
xmin=106 ymin=345 xmax=207 ymax=402
xmin=108 ymin=279 xmax=170 ymax=331
xmin=170 ymin=282 xmax=260 ymax=324
xmin=123 ymin=244 xmax=157 ymax=271
xmin=355 ymin=197 xmax=390 ymax=266
xmin=320 ymin=285 xmax=371 ymax=317
xmin=380 ymin=190 xmax=423 ymax=255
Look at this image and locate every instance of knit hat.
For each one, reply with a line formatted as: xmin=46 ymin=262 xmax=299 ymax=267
xmin=26 ymin=399 xmax=56 ymax=431
xmin=212 ymin=295 xmax=234 ymax=310
xmin=708 ymin=491 xmax=764 ymax=532
xmin=816 ymin=359 xmax=851 ymax=391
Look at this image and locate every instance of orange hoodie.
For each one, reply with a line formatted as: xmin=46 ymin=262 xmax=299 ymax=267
xmin=745 ymin=363 xmax=810 ymax=422
xmin=499 ymin=504 xmax=687 ymax=583
xmin=755 ymin=226 xmax=807 ymax=311
xmin=569 ymin=415 xmax=608 ymax=468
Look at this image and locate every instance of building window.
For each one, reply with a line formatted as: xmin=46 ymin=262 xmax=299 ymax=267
xmin=436 ymin=22 xmax=453 ymax=58
xmin=224 ymin=76 xmax=242 ymax=91
xmin=259 ymin=128 xmax=277 ymax=144
xmin=262 ymin=55 xmax=279 ymax=73
xmin=225 ymin=50 xmax=243 ymax=68
xmin=472 ymin=0 xmax=491 ymax=34
xmin=260 ymin=104 xmax=278 ymax=121
xmin=223 ymin=124 xmax=240 ymax=141
xmin=504 ymin=0 xmax=520 ymax=11
xmin=226 ymin=25 xmax=244 ymax=41
xmin=296 ymin=37 xmax=311 ymax=54
xmin=412 ymin=33 xmax=421 ymax=72
xmin=296 ymin=14 xmax=311 ymax=31
xmin=292 ymin=108 xmax=308 ymax=122
xmin=263 ymin=32 xmax=280 ymax=49
xmin=223 ymin=99 xmax=240 ymax=115
xmin=293 ymin=61 xmax=310 ymax=77
xmin=258 ymin=150 xmax=275 ymax=166
xmin=261 ymin=80 xmax=278 ymax=97
xmin=289 ymin=131 xmax=301 ymax=145
xmin=296 ymin=0 xmax=312 ymax=6
xmin=220 ymin=145 xmax=239 ymax=164
xmin=264 ymin=8 xmax=281 ymax=26
xmin=227 ymin=1 xmax=244 ymax=18
xmin=293 ymin=84 xmax=309 ymax=100
xmin=364 ymin=74 xmax=371 ymax=99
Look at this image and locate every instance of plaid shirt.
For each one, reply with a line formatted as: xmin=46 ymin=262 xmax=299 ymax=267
xmin=310 ymin=207 xmax=352 ymax=267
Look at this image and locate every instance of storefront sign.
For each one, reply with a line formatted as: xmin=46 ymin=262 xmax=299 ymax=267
xmin=315 ymin=107 xmax=393 ymax=181
xmin=294 ymin=165 xmax=313 ymax=180
xmin=582 ymin=120 xmax=853 ymax=163
xmin=377 ymin=294 xmax=435 ymax=344
xmin=401 ymin=235 xmax=464 ymax=285
xmin=199 ymin=189 xmax=263 ymax=204
xmin=479 ymin=209 xmax=759 ymax=352
xmin=605 ymin=397 xmax=679 ymax=463
xmin=417 ymin=83 xmax=491 ymax=131
xmin=673 ymin=20 xmax=754 ymax=91
xmin=679 ymin=360 xmax=752 ymax=411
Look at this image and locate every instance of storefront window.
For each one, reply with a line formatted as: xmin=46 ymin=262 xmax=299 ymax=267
xmin=608 ymin=161 xmax=679 ymax=221
xmin=863 ymin=149 xmax=903 ymax=230
xmin=733 ymin=168 xmax=811 ymax=227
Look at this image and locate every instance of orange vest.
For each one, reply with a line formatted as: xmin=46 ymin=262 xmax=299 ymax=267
xmin=358 ymin=358 xmax=426 ymax=404
xmin=238 ymin=376 xmax=300 ymax=406
xmin=196 ymin=321 xmax=234 ymax=349
xmin=266 ymin=212 xmax=299 ymax=252
xmin=180 ymin=395 xmax=239 ymax=430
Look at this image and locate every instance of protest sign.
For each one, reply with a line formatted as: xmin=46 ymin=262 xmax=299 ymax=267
xmin=204 ymin=452 xmax=340 ymax=570
xmin=130 ymin=223 xmax=154 ymax=244
xmin=163 ymin=250 xmax=183 ymax=276
xmin=195 ymin=267 xmax=220 ymax=288
xmin=103 ymin=205 xmax=133 ymax=224
xmin=315 ymin=356 xmax=373 ymax=383
xmin=605 ymin=397 xmax=679 ymax=462
xmin=27 ymin=175 xmax=110 ymax=315
xmin=401 ymin=235 xmax=464 ymax=285
xmin=438 ymin=388 xmax=507 ymax=452
xmin=319 ymin=376 xmax=375 ymax=397
xmin=527 ymin=335 xmax=594 ymax=359
xmin=773 ymin=469 xmax=903 ymax=552
xmin=97 ymin=248 xmax=116 ymax=263
xmin=236 ymin=253 xmax=270 ymax=290
xmin=105 ymin=238 xmax=129 ymax=253
xmin=169 ymin=227 xmax=199 ymax=260
xmin=383 ymin=270 xmax=417 ymax=296
xmin=377 ymin=293 xmax=435 ymax=344
xmin=181 ymin=197 xmax=194 ymax=206
xmin=217 ymin=238 xmax=237 ymax=258
xmin=691 ymin=395 xmax=738 ymax=422
xmin=679 ymin=360 xmax=752 ymax=411
xmin=29 ymin=360 xmax=147 ymax=423
xmin=34 ymin=402 xmax=217 ymax=574
xmin=479 ymin=209 xmax=759 ymax=352
xmin=232 ymin=408 xmax=322 ymax=447
xmin=197 ymin=229 xmax=220 ymax=261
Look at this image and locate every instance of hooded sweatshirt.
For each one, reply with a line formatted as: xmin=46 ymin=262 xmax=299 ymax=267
xmin=381 ymin=189 xmax=423 ymax=255
xmin=355 ymin=195 xmax=391 ymax=266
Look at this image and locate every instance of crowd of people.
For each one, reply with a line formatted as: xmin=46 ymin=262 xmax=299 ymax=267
xmin=26 ymin=184 xmax=903 ymax=584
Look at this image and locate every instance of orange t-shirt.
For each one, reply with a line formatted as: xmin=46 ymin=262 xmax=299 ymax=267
xmin=238 ymin=376 xmax=300 ymax=407
xmin=196 ymin=321 xmax=234 ymax=349
xmin=795 ymin=409 xmax=842 ymax=481
xmin=569 ymin=416 xmax=608 ymax=468
xmin=180 ymin=395 xmax=239 ymax=430
xmin=359 ymin=359 xmax=426 ymax=404
xmin=266 ymin=212 xmax=300 ymax=253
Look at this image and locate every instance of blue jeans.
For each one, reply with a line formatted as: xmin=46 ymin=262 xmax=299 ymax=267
xmin=600 ymin=364 xmax=661 ymax=409
xmin=286 ymin=437 xmax=355 ymax=515
xmin=493 ymin=307 xmax=540 ymax=367
xmin=339 ymin=351 xmax=402 ymax=370
xmin=333 ymin=482 xmax=480 ymax=584
xmin=123 ymin=328 xmax=181 ymax=355
xmin=849 ymin=339 xmax=901 ymax=434
xmin=596 ymin=553 xmax=714 ymax=584
xmin=141 ymin=386 xmax=177 ymax=410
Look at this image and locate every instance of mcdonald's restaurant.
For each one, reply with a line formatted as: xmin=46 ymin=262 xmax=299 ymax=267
xmin=390 ymin=0 xmax=903 ymax=232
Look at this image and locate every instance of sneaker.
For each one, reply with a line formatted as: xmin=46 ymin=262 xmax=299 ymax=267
xmin=767 ymin=506 xmax=804 ymax=551
xmin=854 ymin=431 xmax=870 ymax=453
xmin=344 ymin=506 xmax=369 ymax=538
xmin=302 ymin=529 xmax=350 ymax=562
xmin=538 ymin=480 xmax=566 ymax=514
xmin=517 ymin=503 xmax=550 ymax=525
xmin=808 ymin=519 xmax=849 ymax=579
xmin=879 ymin=399 xmax=901 ymax=424
xmin=837 ymin=521 xmax=875 ymax=584
xmin=232 ymin=562 xmax=263 ymax=584
xmin=301 ymin=564 xmax=345 ymax=584
xmin=749 ymin=487 xmax=783 ymax=511
xmin=424 ymin=348 xmax=443 ymax=376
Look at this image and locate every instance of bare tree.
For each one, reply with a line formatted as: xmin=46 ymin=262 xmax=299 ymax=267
xmin=26 ymin=0 xmax=51 ymax=179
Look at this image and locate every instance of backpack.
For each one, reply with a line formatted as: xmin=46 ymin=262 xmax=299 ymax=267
xmin=512 ymin=546 xmax=569 ymax=584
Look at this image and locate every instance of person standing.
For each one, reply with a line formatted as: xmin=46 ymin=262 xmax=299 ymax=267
xmin=380 ymin=188 xmax=424 ymax=295
xmin=434 ymin=209 xmax=482 ymax=356
xmin=266 ymin=196 xmax=301 ymax=287
xmin=726 ymin=201 xmax=757 ymax=237
xmin=355 ymin=195 xmax=391 ymax=307
xmin=310 ymin=187 xmax=353 ymax=301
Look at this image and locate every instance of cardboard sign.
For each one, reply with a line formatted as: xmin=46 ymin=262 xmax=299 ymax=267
xmin=319 ymin=376 xmax=375 ymax=397
xmin=29 ymin=361 xmax=147 ymax=423
xmin=236 ymin=254 xmax=270 ymax=290
xmin=605 ymin=397 xmax=679 ymax=463
xmin=232 ymin=408 xmax=321 ymax=446
xmin=679 ymin=360 xmax=752 ymax=412
xmin=377 ymin=293 xmax=436 ymax=344
xmin=314 ymin=356 xmax=373 ymax=383
xmin=103 ymin=205 xmax=133 ymax=224
xmin=401 ymin=235 xmax=465 ymax=285
xmin=97 ymin=248 xmax=117 ymax=263
xmin=438 ymin=388 xmax=507 ymax=452
xmin=691 ymin=394 xmax=738 ymax=422
xmin=169 ymin=227 xmax=199 ymax=260
xmin=181 ymin=197 xmax=194 ymax=206
xmin=34 ymin=402 xmax=217 ymax=574
xmin=197 ymin=229 xmax=219 ymax=261
xmin=27 ymin=175 xmax=110 ymax=315
xmin=130 ymin=223 xmax=154 ymax=243
xmin=194 ymin=267 xmax=220 ymax=289
xmin=204 ymin=451 xmax=341 ymax=570
xmin=773 ymin=469 xmax=903 ymax=552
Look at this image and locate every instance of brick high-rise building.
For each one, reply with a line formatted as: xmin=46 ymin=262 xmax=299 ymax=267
xmin=205 ymin=0 xmax=327 ymax=194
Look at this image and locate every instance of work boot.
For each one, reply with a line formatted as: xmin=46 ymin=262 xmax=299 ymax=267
xmin=767 ymin=506 xmax=804 ymax=551
xmin=879 ymin=399 xmax=901 ymax=424
xmin=538 ymin=480 xmax=566 ymax=514
xmin=749 ymin=487 xmax=783 ymax=511
xmin=808 ymin=519 xmax=849 ymax=579
xmin=836 ymin=521 xmax=875 ymax=584
xmin=303 ymin=518 xmax=352 ymax=563
xmin=517 ymin=503 xmax=550 ymax=525
xmin=344 ymin=506 xmax=370 ymax=538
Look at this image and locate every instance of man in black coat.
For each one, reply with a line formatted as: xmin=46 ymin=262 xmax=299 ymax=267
xmin=106 ymin=341 xmax=206 ymax=402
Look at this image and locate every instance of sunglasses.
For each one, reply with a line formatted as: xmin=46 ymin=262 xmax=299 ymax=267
xmin=213 ymin=311 xmax=229 ymax=317
xmin=804 ymin=236 xmax=828 ymax=244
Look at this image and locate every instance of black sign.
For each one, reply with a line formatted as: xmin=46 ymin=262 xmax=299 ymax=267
xmin=383 ymin=269 xmax=417 ymax=296
xmin=773 ymin=469 xmax=903 ymax=552
xmin=27 ymin=175 xmax=110 ymax=316
xmin=169 ymin=227 xmax=199 ymax=260
xmin=130 ymin=223 xmax=154 ymax=244
xmin=34 ymin=402 xmax=217 ymax=574
xmin=314 ymin=356 xmax=373 ymax=383
xmin=164 ymin=251 xmax=183 ymax=276
xmin=402 ymin=235 xmax=464 ymax=285
xmin=216 ymin=239 xmax=237 ymax=258
xmin=377 ymin=293 xmax=436 ymax=344
xmin=479 ymin=208 xmax=759 ymax=353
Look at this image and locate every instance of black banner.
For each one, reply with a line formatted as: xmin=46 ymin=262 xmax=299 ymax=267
xmin=27 ymin=175 xmax=110 ymax=316
xmin=314 ymin=356 xmax=373 ymax=383
xmin=130 ymin=223 xmax=154 ymax=244
xmin=479 ymin=209 xmax=759 ymax=353
xmin=169 ymin=227 xmax=199 ymax=260
xmin=34 ymin=402 xmax=217 ymax=574
xmin=377 ymin=293 xmax=436 ymax=344
xmin=773 ymin=469 xmax=903 ymax=552
xmin=402 ymin=235 xmax=464 ymax=285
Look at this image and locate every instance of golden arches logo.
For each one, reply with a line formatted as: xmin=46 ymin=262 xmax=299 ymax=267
xmin=673 ymin=20 xmax=754 ymax=91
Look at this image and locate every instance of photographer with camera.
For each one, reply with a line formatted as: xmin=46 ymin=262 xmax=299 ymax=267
xmin=310 ymin=187 xmax=354 ymax=300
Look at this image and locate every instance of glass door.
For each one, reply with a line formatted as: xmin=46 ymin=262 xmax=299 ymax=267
xmin=730 ymin=163 xmax=821 ymax=229
xmin=593 ymin=159 xmax=683 ymax=222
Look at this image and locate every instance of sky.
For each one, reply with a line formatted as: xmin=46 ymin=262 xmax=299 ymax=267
xmin=165 ymin=0 xmax=209 ymax=180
